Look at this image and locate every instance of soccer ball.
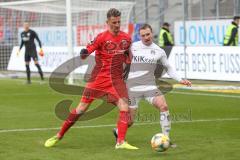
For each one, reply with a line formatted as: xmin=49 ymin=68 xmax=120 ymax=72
xmin=151 ymin=133 xmax=170 ymax=152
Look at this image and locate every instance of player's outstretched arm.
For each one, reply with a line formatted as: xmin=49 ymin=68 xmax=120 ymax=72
xmin=79 ymin=35 xmax=101 ymax=60
xmin=80 ymin=33 xmax=102 ymax=60
xmin=160 ymin=51 xmax=192 ymax=87
xmin=160 ymin=53 xmax=182 ymax=81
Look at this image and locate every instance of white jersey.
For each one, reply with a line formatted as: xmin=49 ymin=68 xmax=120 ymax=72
xmin=127 ymin=41 xmax=181 ymax=92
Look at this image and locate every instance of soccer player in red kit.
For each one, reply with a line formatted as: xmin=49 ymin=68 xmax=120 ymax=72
xmin=44 ymin=8 xmax=138 ymax=150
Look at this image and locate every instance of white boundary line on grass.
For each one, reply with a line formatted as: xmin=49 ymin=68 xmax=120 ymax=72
xmin=1 ymin=90 xmax=240 ymax=98
xmin=170 ymin=91 xmax=240 ymax=99
xmin=0 ymin=118 xmax=239 ymax=134
xmin=1 ymin=78 xmax=240 ymax=98
xmin=0 ymin=78 xmax=43 ymax=83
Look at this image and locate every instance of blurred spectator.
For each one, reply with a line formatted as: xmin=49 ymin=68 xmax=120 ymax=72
xmin=158 ymin=22 xmax=174 ymax=47
xmin=223 ymin=16 xmax=240 ymax=46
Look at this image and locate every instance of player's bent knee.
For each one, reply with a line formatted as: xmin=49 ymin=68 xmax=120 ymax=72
xmin=117 ymin=99 xmax=129 ymax=111
xmin=119 ymin=106 xmax=129 ymax=112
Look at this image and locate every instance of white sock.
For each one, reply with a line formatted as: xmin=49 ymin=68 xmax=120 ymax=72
xmin=160 ymin=111 xmax=171 ymax=137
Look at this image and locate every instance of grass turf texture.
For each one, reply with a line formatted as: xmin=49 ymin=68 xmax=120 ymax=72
xmin=0 ymin=78 xmax=240 ymax=160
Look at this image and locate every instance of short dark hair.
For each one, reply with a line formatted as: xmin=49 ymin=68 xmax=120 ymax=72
xmin=163 ymin=22 xmax=170 ymax=27
xmin=139 ymin=23 xmax=153 ymax=32
xmin=233 ymin=16 xmax=240 ymax=20
xmin=107 ymin=8 xmax=121 ymax=19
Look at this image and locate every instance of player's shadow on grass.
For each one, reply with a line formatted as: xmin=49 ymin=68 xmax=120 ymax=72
xmin=55 ymin=98 xmax=115 ymax=121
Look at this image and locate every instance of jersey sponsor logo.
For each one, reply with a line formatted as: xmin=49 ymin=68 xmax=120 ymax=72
xmin=22 ymin=32 xmax=30 ymax=41
xmin=133 ymin=55 xmax=155 ymax=64
xmin=22 ymin=37 xmax=30 ymax=41
xmin=103 ymin=40 xmax=117 ymax=51
xmin=151 ymin=49 xmax=156 ymax=55
xmin=119 ymin=39 xmax=131 ymax=50
xmin=103 ymin=39 xmax=130 ymax=54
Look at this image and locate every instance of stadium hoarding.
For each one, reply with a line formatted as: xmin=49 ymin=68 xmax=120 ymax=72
xmin=18 ymin=27 xmax=77 ymax=46
xmin=163 ymin=46 xmax=240 ymax=81
xmin=8 ymin=46 xmax=240 ymax=81
xmin=7 ymin=46 xmax=88 ymax=73
xmin=17 ymin=24 xmax=134 ymax=47
xmin=0 ymin=16 xmax=3 ymax=41
xmin=174 ymin=19 xmax=240 ymax=46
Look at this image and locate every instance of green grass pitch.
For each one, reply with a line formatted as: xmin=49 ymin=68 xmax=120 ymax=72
xmin=0 ymin=78 xmax=240 ymax=160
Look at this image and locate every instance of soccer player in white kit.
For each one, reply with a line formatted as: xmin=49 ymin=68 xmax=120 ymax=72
xmin=113 ymin=24 xmax=191 ymax=147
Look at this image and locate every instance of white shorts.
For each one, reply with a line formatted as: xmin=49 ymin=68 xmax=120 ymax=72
xmin=129 ymin=96 xmax=155 ymax=109
xmin=128 ymin=85 xmax=163 ymax=108
xmin=128 ymin=89 xmax=162 ymax=109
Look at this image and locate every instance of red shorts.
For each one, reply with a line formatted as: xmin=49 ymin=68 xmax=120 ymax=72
xmin=80 ymin=79 xmax=128 ymax=104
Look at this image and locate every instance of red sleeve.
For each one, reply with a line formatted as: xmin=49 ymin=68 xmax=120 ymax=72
xmin=125 ymin=35 xmax=132 ymax=64
xmin=124 ymin=49 xmax=132 ymax=64
xmin=86 ymin=34 xmax=102 ymax=54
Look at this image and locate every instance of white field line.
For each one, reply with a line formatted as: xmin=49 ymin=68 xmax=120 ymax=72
xmin=0 ymin=92 xmax=55 ymax=96
xmin=1 ymin=78 xmax=240 ymax=98
xmin=174 ymin=85 xmax=240 ymax=90
xmin=1 ymin=90 xmax=240 ymax=98
xmin=0 ymin=118 xmax=239 ymax=134
xmin=170 ymin=91 xmax=240 ymax=98
xmin=0 ymin=78 xmax=44 ymax=83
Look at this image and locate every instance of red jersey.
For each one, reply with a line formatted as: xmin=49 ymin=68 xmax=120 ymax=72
xmin=86 ymin=30 xmax=131 ymax=88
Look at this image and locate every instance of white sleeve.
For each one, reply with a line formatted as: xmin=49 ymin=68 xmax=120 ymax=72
xmin=159 ymin=52 xmax=182 ymax=82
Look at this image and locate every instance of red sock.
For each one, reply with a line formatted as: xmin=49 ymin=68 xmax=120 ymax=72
xmin=117 ymin=111 xmax=129 ymax=143
xmin=57 ymin=109 xmax=82 ymax=138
